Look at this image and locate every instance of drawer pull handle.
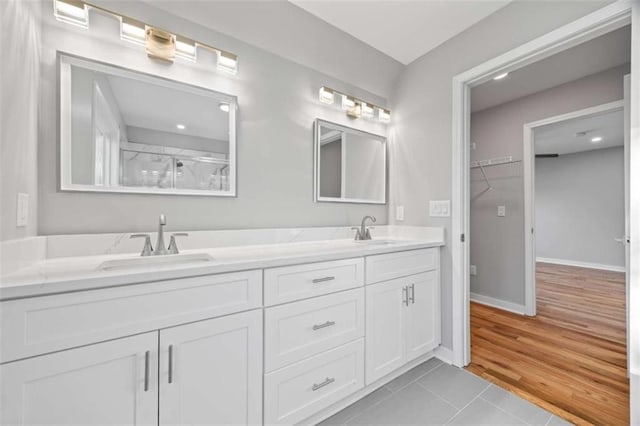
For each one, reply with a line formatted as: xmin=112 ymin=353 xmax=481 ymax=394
xmin=312 ymin=276 xmax=335 ymax=284
xmin=144 ymin=350 xmax=150 ymax=392
xmin=312 ymin=321 xmax=336 ymax=331
xmin=312 ymin=377 xmax=335 ymax=391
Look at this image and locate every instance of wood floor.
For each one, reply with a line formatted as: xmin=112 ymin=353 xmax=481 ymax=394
xmin=467 ymin=262 xmax=629 ymax=425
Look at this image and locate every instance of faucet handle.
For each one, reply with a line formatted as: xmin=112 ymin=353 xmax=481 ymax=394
xmin=130 ymin=234 xmax=153 ymax=256
xmin=351 ymin=227 xmax=363 ymax=240
xmin=168 ymin=233 xmax=189 ymax=255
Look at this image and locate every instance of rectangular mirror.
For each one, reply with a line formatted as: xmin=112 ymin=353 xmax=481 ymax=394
xmin=314 ymin=119 xmax=387 ymax=204
xmin=59 ymin=54 xmax=237 ymax=196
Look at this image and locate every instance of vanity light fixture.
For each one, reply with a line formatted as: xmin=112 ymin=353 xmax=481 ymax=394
xmin=317 ymin=86 xmax=391 ymax=123
xmin=591 ymin=136 xmax=603 ymax=143
xmin=493 ymin=72 xmax=509 ymax=80
xmin=219 ymin=103 xmax=230 ymax=112
xmin=53 ymin=0 xmax=239 ymax=74
xmin=176 ymin=124 xmax=186 ymax=130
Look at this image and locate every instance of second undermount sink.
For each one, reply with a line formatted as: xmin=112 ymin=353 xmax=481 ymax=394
xmin=353 ymin=239 xmax=403 ymax=246
xmin=99 ymin=253 xmax=215 ymax=272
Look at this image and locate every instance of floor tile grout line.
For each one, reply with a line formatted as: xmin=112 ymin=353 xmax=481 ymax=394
xmin=478 ymin=395 xmax=552 ymax=426
xmin=384 ymin=362 xmax=445 ymax=394
xmin=418 ymin=379 xmax=492 ymax=425
xmin=337 ymin=388 xmax=396 ymax=425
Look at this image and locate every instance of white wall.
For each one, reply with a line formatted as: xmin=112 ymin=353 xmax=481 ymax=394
xmin=0 ymin=0 xmax=41 ymax=242
xmin=469 ymin=65 xmax=627 ymax=306
xmin=390 ymin=0 xmax=615 ymax=349
xmin=38 ymin=0 xmax=396 ymax=235
xmin=536 ymin=147 xmax=625 ymax=269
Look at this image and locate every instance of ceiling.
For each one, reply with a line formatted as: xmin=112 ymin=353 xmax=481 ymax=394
xmin=534 ymin=108 xmax=624 ymax=156
xmin=289 ymin=0 xmax=511 ymax=65
xmin=471 ymin=25 xmax=631 ymax=112
xmin=105 ymin=74 xmax=230 ymax=141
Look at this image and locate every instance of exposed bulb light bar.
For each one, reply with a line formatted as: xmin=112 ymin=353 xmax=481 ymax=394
xmin=53 ymin=0 xmax=238 ymax=74
xmin=54 ymin=0 xmax=89 ymax=28
xmin=591 ymin=136 xmax=603 ymax=143
xmin=493 ymin=72 xmax=509 ymax=80
xmin=319 ymin=87 xmax=335 ymax=105
xmin=317 ymin=86 xmax=391 ymax=123
xmin=219 ymin=103 xmax=230 ymax=112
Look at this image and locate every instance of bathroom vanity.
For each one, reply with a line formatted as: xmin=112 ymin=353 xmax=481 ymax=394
xmin=0 ymin=232 xmax=443 ymax=425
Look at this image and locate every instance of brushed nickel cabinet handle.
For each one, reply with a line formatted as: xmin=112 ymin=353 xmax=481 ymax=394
xmin=312 ymin=377 xmax=335 ymax=391
xmin=144 ymin=350 xmax=150 ymax=392
xmin=410 ymin=284 xmax=415 ymax=304
xmin=402 ymin=286 xmax=408 ymax=306
xmin=168 ymin=345 xmax=174 ymax=384
xmin=312 ymin=321 xmax=336 ymax=331
xmin=312 ymin=276 xmax=335 ymax=284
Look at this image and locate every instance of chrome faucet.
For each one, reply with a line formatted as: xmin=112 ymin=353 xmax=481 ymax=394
xmin=352 ymin=215 xmax=376 ymax=240
xmin=154 ymin=214 xmax=169 ymax=255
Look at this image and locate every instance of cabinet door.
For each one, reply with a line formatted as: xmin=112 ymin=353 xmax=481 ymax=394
xmin=1 ymin=332 xmax=158 ymax=426
xmin=365 ymin=278 xmax=407 ymax=384
xmin=405 ymin=271 xmax=440 ymax=362
xmin=159 ymin=309 xmax=262 ymax=426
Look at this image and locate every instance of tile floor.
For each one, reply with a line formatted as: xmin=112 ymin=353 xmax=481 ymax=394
xmin=318 ymin=359 xmax=573 ymax=425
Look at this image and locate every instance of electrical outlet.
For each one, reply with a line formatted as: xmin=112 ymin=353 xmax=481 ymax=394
xmin=497 ymin=205 xmax=506 ymax=217
xmin=396 ymin=206 xmax=405 ymax=221
xmin=16 ymin=193 xmax=29 ymax=227
xmin=471 ymin=142 xmax=477 ymax=150
xmin=470 ymin=265 xmax=477 ymax=276
xmin=429 ymin=200 xmax=451 ymax=217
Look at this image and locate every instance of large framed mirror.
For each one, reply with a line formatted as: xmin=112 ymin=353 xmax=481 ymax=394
xmin=59 ymin=54 xmax=237 ymax=197
xmin=314 ymin=119 xmax=387 ymax=204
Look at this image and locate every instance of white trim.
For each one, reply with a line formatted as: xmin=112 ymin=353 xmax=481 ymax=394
xmin=523 ymin=100 xmax=624 ymax=317
xmin=434 ymin=346 xmax=453 ymax=365
xmin=470 ymin=293 xmax=526 ymax=315
xmin=451 ymin=0 xmax=632 ymax=368
xmin=536 ymin=257 xmax=626 ymax=273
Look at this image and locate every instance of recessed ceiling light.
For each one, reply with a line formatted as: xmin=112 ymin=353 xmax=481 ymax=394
xmin=219 ymin=103 xmax=230 ymax=113
xmin=493 ymin=72 xmax=509 ymax=81
xmin=176 ymin=124 xmax=186 ymax=130
xmin=591 ymin=136 xmax=603 ymax=143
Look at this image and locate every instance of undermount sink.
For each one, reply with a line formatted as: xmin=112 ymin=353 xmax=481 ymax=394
xmin=353 ymin=239 xmax=403 ymax=246
xmin=99 ymin=253 xmax=215 ymax=271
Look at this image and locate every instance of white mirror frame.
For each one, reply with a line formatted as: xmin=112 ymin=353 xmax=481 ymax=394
xmin=313 ymin=119 xmax=387 ymax=205
xmin=58 ymin=53 xmax=238 ymax=197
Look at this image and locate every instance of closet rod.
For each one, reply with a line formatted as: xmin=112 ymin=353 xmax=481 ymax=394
xmin=470 ymin=156 xmax=522 ymax=169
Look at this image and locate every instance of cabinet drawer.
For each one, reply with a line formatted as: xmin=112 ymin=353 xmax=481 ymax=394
xmin=264 ymin=339 xmax=364 ymax=425
xmin=264 ymin=258 xmax=364 ymax=306
xmin=1 ymin=270 xmax=262 ymax=363
xmin=265 ymin=288 xmax=364 ymax=372
xmin=366 ymin=248 xmax=438 ymax=284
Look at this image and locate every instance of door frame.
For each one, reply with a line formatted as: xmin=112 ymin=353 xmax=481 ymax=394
xmin=450 ymin=0 xmax=632 ymax=368
xmin=522 ymin=100 xmax=625 ymax=316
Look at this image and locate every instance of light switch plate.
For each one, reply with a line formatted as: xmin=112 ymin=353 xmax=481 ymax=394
xmin=396 ymin=206 xmax=405 ymax=221
xmin=17 ymin=193 xmax=28 ymax=227
xmin=430 ymin=200 xmax=451 ymax=217
xmin=497 ymin=205 xmax=506 ymax=217
xmin=470 ymin=265 xmax=477 ymax=276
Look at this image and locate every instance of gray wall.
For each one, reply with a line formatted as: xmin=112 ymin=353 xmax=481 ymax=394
xmin=469 ymin=65 xmax=627 ymax=306
xmin=390 ymin=0 xmax=615 ymax=349
xmin=536 ymin=147 xmax=625 ymax=268
xmin=38 ymin=0 xmax=396 ymax=234
xmin=1 ymin=0 xmax=41 ymax=241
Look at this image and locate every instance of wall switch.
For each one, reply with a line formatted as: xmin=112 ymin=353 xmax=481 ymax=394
xmin=396 ymin=206 xmax=405 ymax=221
xmin=16 ymin=193 xmax=29 ymax=227
xmin=470 ymin=265 xmax=477 ymax=276
xmin=471 ymin=142 xmax=477 ymax=150
xmin=497 ymin=205 xmax=506 ymax=217
xmin=429 ymin=200 xmax=451 ymax=217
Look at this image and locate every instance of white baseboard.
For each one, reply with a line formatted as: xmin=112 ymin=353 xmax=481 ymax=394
xmin=470 ymin=292 xmax=526 ymax=315
xmin=434 ymin=346 xmax=453 ymax=365
xmin=536 ymin=257 xmax=625 ymax=272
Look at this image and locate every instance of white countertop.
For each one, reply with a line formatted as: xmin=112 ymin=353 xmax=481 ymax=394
xmin=0 ymin=237 xmax=444 ymax=301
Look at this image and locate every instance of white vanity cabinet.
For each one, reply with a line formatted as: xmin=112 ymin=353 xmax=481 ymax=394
xmin=365 ymin=249 xmax=441 ymax=384
xmin=1 ymin=332 xmax=159 ymax=426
